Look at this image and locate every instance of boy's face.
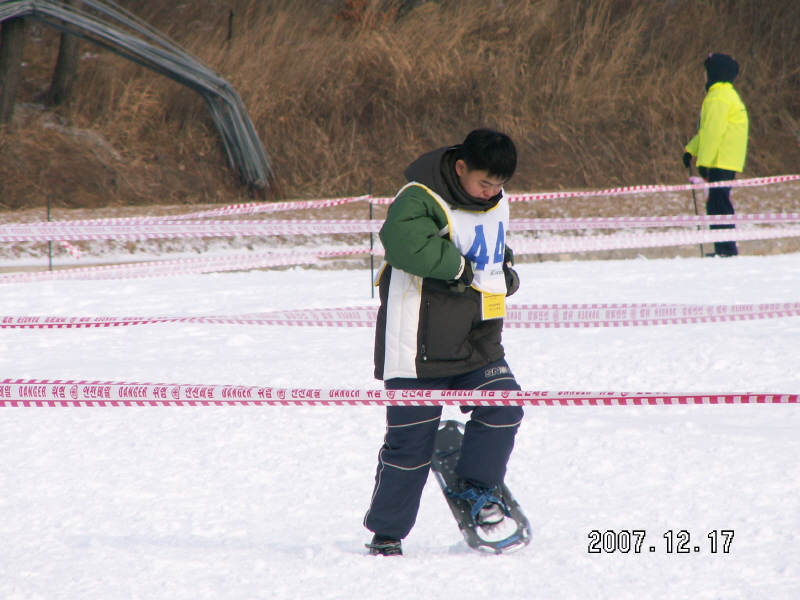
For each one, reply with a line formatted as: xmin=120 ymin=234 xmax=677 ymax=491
xmin=455 ymin=159 xmax=506 ymax=201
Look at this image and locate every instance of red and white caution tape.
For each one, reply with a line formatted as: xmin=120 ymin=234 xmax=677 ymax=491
xmin=173 ymin=195 xmax=371 ymax=219
xmin=0 ymin=219 xmax=383 ymax=243
xmin=0 ymin=173 xmax=796 ymax=281
xmin=0 ymin=379 xmax=796 ymax=406
xmin=4 ymin=214 xmax=800 ymax=243
xmin=504 ymin=302 xmax=800 ymax=328
xmin=0 ymin=307 xmax=380 ymax=329
xmin=511 ymin=226 xmax=800 ymax=254
xmin=508 ymin=213 xmax=800 ymax=231
xmin=0 ymin=249 xmax=370 ymax=284
xmin=505 ymin=174 xmax=800 ymax=203
xmin=2 ymin=222 xmax=792 ymax=283
xmin=8 ymin=175 xmax=798 ymax=230
xmin=0 ymin=221 xmax=796 ymax=283
xmin=146 ymin=172 xmax=800 ymax=209
xmin=28 ymin=196 xmax=373 ymax=226
xmin=371 ymin=174 xmax=800 ymax=204
xmin=3 ymin=302 xmax=799 ymax=329
xmin=59 ymin=241 xmax=82 ymax=259
xmin=158 ymin=172 xmax=800 ymax=210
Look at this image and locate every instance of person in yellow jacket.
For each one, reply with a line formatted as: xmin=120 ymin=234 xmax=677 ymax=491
xmin=682 ymin=53 xmax=749 ymax=257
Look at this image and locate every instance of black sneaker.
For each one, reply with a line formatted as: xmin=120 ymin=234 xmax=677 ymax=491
xmin=365 ymin=534 xmax=403 ymax=556
xmin=452 ymin=479 xmax=508 ymax=527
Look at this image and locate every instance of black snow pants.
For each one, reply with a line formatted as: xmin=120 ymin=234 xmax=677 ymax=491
xmin=363 ymin=358 xmax=524 ymax=540
xmin=706 ymin=168 xmax=738 ymax=257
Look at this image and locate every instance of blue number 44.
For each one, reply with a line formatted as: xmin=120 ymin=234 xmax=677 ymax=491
xmin=465 ymin=223 xmax=505 ymax=271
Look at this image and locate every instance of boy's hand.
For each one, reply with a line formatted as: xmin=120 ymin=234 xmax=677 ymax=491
xmin=503 ymin=262 xmax=520 ymax=296
xmin=682 ymin=152 xmax=693 ymax=169
xmin=449 ymin=257 xmax=474 ymax=292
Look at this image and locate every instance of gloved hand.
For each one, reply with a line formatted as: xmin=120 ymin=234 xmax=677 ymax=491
xmin=503 ymin=262 xmax=520 ymax=296
xmin=502 ymin=246 xmax=519 ymax=296
xmin=449 ymin=257 xmax=474 ymax=292
xmin=682 ymin=152 xmax=693 ymax=169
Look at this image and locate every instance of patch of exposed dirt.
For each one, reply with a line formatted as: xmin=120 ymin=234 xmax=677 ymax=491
xmin=0 ymin=103 xmax=248 ymax=212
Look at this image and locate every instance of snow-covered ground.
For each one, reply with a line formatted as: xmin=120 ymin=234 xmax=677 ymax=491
xmin=1 ymin=253 xmax=799 ymax=599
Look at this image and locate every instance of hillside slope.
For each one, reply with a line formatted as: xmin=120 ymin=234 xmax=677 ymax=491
xmin=1 ymin=0 xmax=799 ymax=211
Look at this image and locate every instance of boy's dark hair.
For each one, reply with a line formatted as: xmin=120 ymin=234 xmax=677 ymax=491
xmin=459 ymin=128 xmax=517 ymax=180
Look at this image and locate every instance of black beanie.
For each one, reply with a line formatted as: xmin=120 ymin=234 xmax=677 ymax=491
xmin=704 ymin=53 xmax=739 ymax=89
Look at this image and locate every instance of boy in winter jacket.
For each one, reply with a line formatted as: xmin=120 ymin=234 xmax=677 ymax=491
xmin=364 ymin=129 xmax=523 ymax=556
xmin=682 ymin=53 xmax=749 ymax=257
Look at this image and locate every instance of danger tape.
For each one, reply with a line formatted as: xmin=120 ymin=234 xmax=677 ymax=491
xmin=504 ymin=174 xmax=800 ymax=203
xmin=0 ymin=219 xmax=384 ymax=243
xmin=1 ymin=173 xmax=796 ymax=281
xmin=0 ymin=379 xmax=795 ymax=406
xmin=0 ymin=249 xmax=370 ymax=284
xmin=2 ymin=301 xmax=798 ymax=330
xmin=5 ymin=173 xmax=798 ymax=236
xmin=175 ymin=195 xmax=370 ymax=219
xmin=511 ymin=226 xmax=800 ymax=254
xmin=0 ymin=220 xmax=795 ymax=282
xmin=34 ymin=196 xmax=373 ymax=226
xmin=504 ymin=302 xmax=800 ymax=328
xmin=508 ymin=213 xmax=800 ymax=231
xmin=4 ymin=214 xmax=800 ymax=243
xmin=6 ymin=173 xmax=798 ymax=234
xmin=72 ymin=174 xmax=798 ymax=211
xmin=368 ymin=174 xmax=800 ymax=205
xmin=0 ymin=307 xmax=380 ymax=329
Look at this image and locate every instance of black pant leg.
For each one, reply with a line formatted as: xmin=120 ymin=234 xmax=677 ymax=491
xmin=363 ymin=405 xmax=442 ymax=540
xmin=456 ymin=406 xmax=524 ymax=488
xmin=706 ymin=168 xmax=738 ymax=256
xmin=451 ymin=359 xmax=524 ymax=488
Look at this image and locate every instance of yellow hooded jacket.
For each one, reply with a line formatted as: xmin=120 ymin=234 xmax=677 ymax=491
xmin=685 ymin=82 xmax=748 ymax=172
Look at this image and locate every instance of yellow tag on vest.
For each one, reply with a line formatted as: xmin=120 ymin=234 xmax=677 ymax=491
xmin=481 ymin=292 xmax=506 ymax=320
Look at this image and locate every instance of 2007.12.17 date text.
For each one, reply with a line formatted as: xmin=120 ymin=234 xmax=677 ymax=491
xmin=588 ymin=530 xmax=734 ymax=554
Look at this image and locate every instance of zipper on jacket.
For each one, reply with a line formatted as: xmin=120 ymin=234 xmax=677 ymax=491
xmin=420 ymin=301 xmax=430 ymax=361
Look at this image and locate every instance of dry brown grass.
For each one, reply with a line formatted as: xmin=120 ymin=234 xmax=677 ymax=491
xmin=1 ymin=0 xmax=799 ymax=211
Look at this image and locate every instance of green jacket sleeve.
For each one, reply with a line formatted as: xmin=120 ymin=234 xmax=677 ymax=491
xmin=379 ymin=186 xmax=463 ymax=280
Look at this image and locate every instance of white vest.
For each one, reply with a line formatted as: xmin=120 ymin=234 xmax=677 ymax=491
xmin=403 ymin=183 xmax=509 ymax=294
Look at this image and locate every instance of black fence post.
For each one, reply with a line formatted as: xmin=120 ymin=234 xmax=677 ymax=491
xmin=47 ymin=194 xmax=53 ymax=271
xmin=369 ymin=178 xmax=374 ymax=298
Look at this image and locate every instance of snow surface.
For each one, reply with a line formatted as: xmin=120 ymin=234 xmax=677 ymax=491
xmin=2 ymin=253 xmax=800 ymax=599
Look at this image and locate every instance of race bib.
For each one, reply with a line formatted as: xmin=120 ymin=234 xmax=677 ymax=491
xmin=481 ymin=292 xmax=506 ymax=320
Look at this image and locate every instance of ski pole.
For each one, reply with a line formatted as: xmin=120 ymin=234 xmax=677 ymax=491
xmin=688 ymin=164 xmax=704 ymax=258
xmin=369 ymin=178 xmax=374 ymax=298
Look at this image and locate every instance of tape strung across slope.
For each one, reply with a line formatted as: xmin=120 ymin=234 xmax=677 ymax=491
xmin=0 ymin=250 xmax=367 ymax=283
xmin=2 ymin=301 xmax=798 ymax=329
xmin=3 ymin=219 xmax=800 ymax=283
xmin=3 ymin=212 xmax=800 ymax=242
xmin=0 ymin=379 xmax=795 ymax=406
xmin=3 ymin=175 xmax=799 ymax=281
